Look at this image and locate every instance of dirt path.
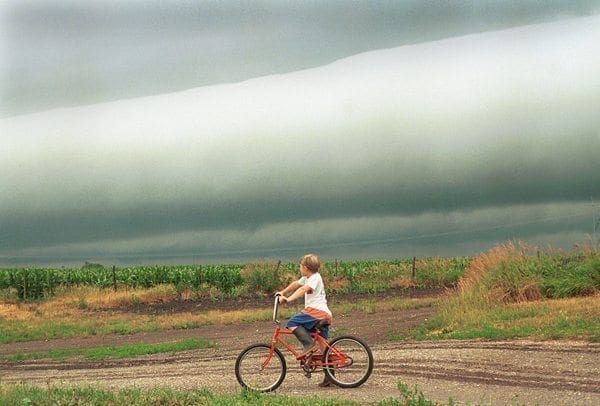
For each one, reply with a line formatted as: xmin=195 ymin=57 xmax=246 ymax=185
xmin=1 ymin=305 xmax=599 ymax=405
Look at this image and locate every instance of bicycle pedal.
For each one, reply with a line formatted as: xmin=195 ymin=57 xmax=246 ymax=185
xmin=304 ymin=371 xmax=312 ymax=378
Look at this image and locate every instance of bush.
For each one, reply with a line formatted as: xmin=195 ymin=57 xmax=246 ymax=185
xmin=240 ymin=261 xmax=283 ymax=296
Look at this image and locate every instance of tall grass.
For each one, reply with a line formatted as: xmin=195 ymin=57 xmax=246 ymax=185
xmin=416 ymin=242 xmax=600 ymax=341
xmin=456 ymin=242 xmax=598 ymax=304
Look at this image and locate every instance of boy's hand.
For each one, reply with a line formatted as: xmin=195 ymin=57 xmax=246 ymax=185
xmin=278 ymin=295 xmax=288 ymax=304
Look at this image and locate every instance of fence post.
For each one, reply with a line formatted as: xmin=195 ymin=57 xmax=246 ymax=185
xmin=23 ymin=270 xmax=28 ymax=300
xmin=112 ymin=265 xmax=117 ymax=291
xmin=412 ymin=256 xmax=416 ymax=282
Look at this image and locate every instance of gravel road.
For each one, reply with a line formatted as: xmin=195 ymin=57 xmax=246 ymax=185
xmin=1 ymin=307 xmax=599 ymax=405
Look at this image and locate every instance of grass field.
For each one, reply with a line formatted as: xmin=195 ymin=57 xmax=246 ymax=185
xmin=0 ymin=383 xmax=454 ymax=406
xmin=0 ymin=242 xmax=597 ymax=405
xmin=420 ymin=242 xmax=599 ymax=342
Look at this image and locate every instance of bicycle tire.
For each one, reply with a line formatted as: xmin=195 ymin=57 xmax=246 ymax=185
xmin=235 ymin=343 xmax=287 ymax=392
xmin=323 ymin=335 xmax=373 ymax=388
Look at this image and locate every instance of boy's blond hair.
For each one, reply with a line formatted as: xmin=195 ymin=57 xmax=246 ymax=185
xmin=300 ymin=253 xmax=321 ymax=273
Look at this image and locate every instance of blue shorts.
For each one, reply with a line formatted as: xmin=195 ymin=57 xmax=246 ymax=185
xmin=286 ymin=312 xmax=329 ymax=339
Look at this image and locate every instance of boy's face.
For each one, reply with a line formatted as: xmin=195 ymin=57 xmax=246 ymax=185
xmin=299 ymin=263 xmax=311 ymax=277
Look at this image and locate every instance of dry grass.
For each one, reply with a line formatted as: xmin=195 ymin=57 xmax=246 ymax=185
xmin=0 ymin=285 xmax=196 ymax=340
xmin=31 ymin=285 xmax=181 ymax=311
xmin=390 ymin=276 xmax=417 ymax=288
xmin=0 ymin=286 xmax=432 ymax=342
xmin=430 ymin=242 xmax=599 ymax=340
xmin=496 ymin=294 xmax=600 ymax=329
xmin=327 ymin=276 xmax=352 ymax=291
xmin=0 ymin=303 xmax=33 ymax=321
xmin=455 ymin=241 xmax=548 ymax=305
xmin=458 ymin=241 xmax=525 ymax=293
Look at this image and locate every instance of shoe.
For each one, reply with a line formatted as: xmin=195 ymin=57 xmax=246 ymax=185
xmin=319 ymin=369 xmax=335 ymax=387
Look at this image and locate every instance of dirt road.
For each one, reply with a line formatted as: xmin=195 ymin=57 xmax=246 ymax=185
xmin=2 ymin=306 xmax=599 ymax=405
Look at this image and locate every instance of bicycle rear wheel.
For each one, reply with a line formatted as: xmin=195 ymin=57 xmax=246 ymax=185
xmin=323 ymin=335 xmax=373 ymax=388
xmin=235 ymin=343 xmax=286 ymax=392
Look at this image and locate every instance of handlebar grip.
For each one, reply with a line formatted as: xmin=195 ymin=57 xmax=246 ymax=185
xmin=273 ymin=294 xmax=280 ymax=323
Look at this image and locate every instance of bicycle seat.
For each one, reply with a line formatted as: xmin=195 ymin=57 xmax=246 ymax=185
xmin=313 ymin=319 xmax=331 ymax=332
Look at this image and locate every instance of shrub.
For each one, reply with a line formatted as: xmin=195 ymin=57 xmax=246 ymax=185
xmin=240 ymin=261 xmax=283 ymax=296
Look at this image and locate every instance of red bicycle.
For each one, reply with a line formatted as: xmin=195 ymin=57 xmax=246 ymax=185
xmin=235 ymin=294 xmax=374 ymax=392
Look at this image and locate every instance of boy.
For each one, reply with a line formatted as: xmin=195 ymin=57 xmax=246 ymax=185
xmin=276 ymin=253 xmax=333 ymax=387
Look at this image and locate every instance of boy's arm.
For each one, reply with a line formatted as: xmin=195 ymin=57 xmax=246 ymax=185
xmin=283 ymin=284 xmax=311 ymax=303
xmin=276 ymin=281 xmax=301 ymax=296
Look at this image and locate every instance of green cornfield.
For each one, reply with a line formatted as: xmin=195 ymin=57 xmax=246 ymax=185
xmin=0 ymin=257 xmax=470 ymax=301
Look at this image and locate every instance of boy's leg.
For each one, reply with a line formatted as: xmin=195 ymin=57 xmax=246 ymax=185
xmin=312 ymin=323 xmax=328 ymax=354
xmin=286 ymin=312 xmax=319 ymax=356
xmin=319 ymin=371 xmax=334 ymax=387
xmin=318 ymin=324 xmax=334 ymax=387
xmin=291 ymin=325 xmax=314 ymax=352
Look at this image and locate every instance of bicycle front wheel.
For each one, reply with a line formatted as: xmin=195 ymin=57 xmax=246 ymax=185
xmin=323 ymin=335 xmax=373 ymax=388
xmin=235 ymin=344 xmax=286 ymax=392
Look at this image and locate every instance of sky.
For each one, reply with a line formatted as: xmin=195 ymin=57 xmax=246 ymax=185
xmin=1 ymin=1 xmax=600 ymax=266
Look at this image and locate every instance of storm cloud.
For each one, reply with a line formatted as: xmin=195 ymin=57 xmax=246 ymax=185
xmin=1 ymin=11 xmax=599 ymax=265
xmin=3 ymin=0 xmax=600 ymax=117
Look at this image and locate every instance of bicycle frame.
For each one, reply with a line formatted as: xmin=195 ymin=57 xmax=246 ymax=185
xmin=267 ymin=295 xmax=347 ymax=370
xmin=235 ymin=294 xmax=374 ymax=391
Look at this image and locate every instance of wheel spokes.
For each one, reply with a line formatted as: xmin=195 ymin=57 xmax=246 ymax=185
xmin=236 ymin=345 xmax=285 ymax=392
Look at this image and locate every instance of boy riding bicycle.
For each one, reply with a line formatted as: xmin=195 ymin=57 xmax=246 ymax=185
xmin=276 ymin=253 xmax=333 ymax=387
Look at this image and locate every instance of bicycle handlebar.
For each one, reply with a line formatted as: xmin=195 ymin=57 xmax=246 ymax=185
xmin=273 ymin=293 xmax=281 ymax=324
